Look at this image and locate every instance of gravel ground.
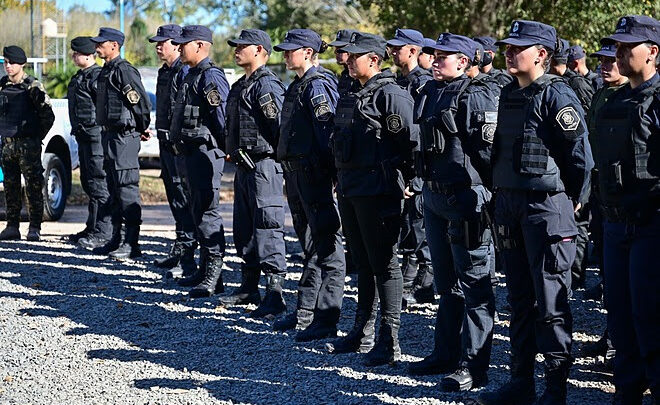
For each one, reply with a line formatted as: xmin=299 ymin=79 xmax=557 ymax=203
xmin=0 ymin=203 xmax=637 ymax=405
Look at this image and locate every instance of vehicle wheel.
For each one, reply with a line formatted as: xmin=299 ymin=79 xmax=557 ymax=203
xmin=42 ymin=152 xmax=68 ymax=221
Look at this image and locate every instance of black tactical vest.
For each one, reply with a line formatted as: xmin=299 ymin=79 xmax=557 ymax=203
xmin=155 ymin=59 xmax=184 ymax=131
xmin=594 ymin=80 xmax=660 ymax=211
xmin=225 ymin=67 xmax=277 ymax=155
xmin=276 ymin=70 xmax=327 ymax=161
xmin=67 ymin=65 xmax=101 ymax=129
xmin=96 ymin=58 xmax=136 ymax=130
xmin=170 ymin=60 xmax=223 ymax=149
xmin=492 ymin=75 xmax=565 ymax=192
xmin=333 ymin=73 xmax=398 ymax=170
xmin=337 ymin=68 xmax=355 ymax=98
xmin=0 ymin=76 xmax=40 ymax=138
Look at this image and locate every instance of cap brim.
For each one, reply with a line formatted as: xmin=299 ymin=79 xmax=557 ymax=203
xmin=227 ymin=38 xmax=253 ymax=47
xmin=273 ymin=43 xmax=303 ymax=51
xmin=148 ymin=35 xmax=171 ymax=43
xmin=590 ymin=51 xmax=616 ymax=58
xmin=340 ymin=44 xmax=371 ymax=54
xmin=433 ymin=44 xmax=463 ymax=54
xmin=601 ymin=33 xmax=647 ymax=45
xmin=495 ymin=37 xmax=538 ymax=47
xmin=90 ymin=36 xmax=109 ymax=43
xmin=171 ymin=37 xmax=193 ymax=45
xmin=386 ymin=39 xmax=408 ymax=46
xmin=422 ymin=45 xmax=439 ymax=54
xmin=328 ymin=40 xmax=349 ymax=47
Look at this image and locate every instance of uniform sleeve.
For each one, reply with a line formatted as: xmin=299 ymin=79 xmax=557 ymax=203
xmin=305 ymin=79 xmax=339 ymax=165
xmin=89 ymin=67 xmax=101 ymax=104
xmin=569 ymin=76 xmax=595 ymax=115
xmin=118 ymin=66 xmax=151 ymax=133
xmin=645 ymin=93 xmax=660 ymax=177
xmin=253 ymin=77 xmax=285 ymax=147
xmin=546 ymin=84 xmax=594 ymax=204
xmin=28 ymin=80 xmax=55 ymax=138
xmin=382 ymin=90 xmax=419 ymax=183
xmin=200 ymin=68 xmax=230 ymax=151
xmin=457 ymin=85 xmax=499 ymax=188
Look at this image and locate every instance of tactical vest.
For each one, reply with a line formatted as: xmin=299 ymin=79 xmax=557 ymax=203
xmin=67 ymin=65 xmax=101 ymax=129
xmin=155 ymin=59 xmax=184 ymax=131
xmin=96 ymin=59 xmax=136 ymax=130
xmin=0 ymin=76 xmax=40 ymax=138
xmin=337 ymin=68 xmax=355 ymax=98
xmin=492 ymin=75 xmax=565 ymax=192
xmin=594 ymin=80 xmax=660 ymax=210
xmin=170 ymin=60 xmax=223 ymax=149
xmin=398 ymin=67 xmax=431 ymax=100
xmin=225 ymin=68 xmax=277 ymax=155
xmin=333 ymin=74 xmax=398 ymax=170
xmin=416 ymin=76 xmax=484 ymax=185
xmin=276 ymin=70 xmax=327 ymax=161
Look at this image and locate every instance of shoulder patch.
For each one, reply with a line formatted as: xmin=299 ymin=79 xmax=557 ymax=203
xmin=206 ymin=89 xmax=221 ymax=107
xmin=482 ymin=123 xmax=496 ymax=143
xmin=122 ymin=84 xmax=140 ymax=105
xmin=314 ymin=102 xmax=332 ymax=121
xmin=555 ymin=106 xmax=580 ymax=131
xmin=310 ymin=93 xmax=327 ymax=107
xmin=386 ymin=114 xmax=403 ymax=133
xmin=259 ymin=92 xmax=279 ymax=119
xmin=484 ymin=111 xmax=498 ymax=124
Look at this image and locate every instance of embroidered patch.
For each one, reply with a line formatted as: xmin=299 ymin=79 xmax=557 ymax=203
xmin=482 ymin=123 xmax=496 ymax=143
xmin=311 ymin=93 xmax=327 ymax=107
xmin=206 ymin=89 xmax=221 ymax=107
xmin=555 ymin=106 xmax=580 ymax=131
xmin=484 ymin=111 xmax=498 ymax=124
xmin=126 ymin=89 xmax=140 ymax=104
xmin=258 ymin=93 xmax=273 ymax=107
xmin=259 ymin=93 xmax=278 ymax=119
xmin=386 ymin=114 xmax=403 ymax=133
xmin=314 ymin=103 xmax=332 ymax=121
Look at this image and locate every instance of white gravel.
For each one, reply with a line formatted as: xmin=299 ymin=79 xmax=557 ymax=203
xmin=0 ymin=203 xmax=633 ymax=404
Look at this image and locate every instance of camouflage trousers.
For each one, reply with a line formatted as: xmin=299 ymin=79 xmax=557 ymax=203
xmin=1 ymin=137 xmax=44 ymax=228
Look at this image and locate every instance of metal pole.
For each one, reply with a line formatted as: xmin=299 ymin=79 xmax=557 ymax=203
xmin=120 ymin=0 xmax=125 ymax=58
xmin=30 ymin=0 xmax=34 ymax=57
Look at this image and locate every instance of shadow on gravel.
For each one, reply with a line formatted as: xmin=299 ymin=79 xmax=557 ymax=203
xmin=0 ymin=234 xmax=617 ymax=404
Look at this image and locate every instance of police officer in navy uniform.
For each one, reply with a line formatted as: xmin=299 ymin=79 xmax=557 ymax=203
xmin=418 ymin=38 xmax=436 ymax=72
xmin=148 ymin=25 xmax=197 ymax=279
xmin=386 ymin=28 xmax=434 ymax=305
xmin=312 ymin=41 xmax=338 ymax=87
xmin=219 ymin=29 xmax=287 ymax=310
xmin=407 ymin=34 xmax=497 ymax=392
xmin=329 ymin=29 xmax=359 ymax=98
xmin=0 ymin=46 xmax=55 ymax=242
xmin=568 ymin=45 xmax=601 ymax=90
xmin=272 ymin=29 xmax=346 ymax=341
xmin=66 ymin=37 xmax=110 ymax=246
xmin=169 ymin=25 xmax=230 ymax=298
xmin=89 ymin=28 xmax=151 ymax=259
xmin=477 ymin=20 xmax=593 ymax=405
xmin=326 ymin=32 xmax=418 ymax=366
xmin=473 ymin=36 xmax=513 ymax=87
xmin=550 ymin=38 xmax=595 ymax=115
xmin=594 ymin=15 xmax=660 ymax=404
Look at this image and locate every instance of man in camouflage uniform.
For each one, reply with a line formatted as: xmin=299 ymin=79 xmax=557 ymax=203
xmin=0 ymin=46 xmax=55 ymax=241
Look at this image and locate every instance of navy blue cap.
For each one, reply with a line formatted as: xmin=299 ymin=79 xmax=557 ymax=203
xmin=329 ymin=29 xmax=357 ymax=47
xmin=553 ymin=38 xmax=570 ymax=63
xmin=590 ymin=44 xmax=616 ymax=58
xmin=341 ymin=32 xmax=388 ymax=58
xmin=567 ymin=45 xmax=586 ymax=62
xmin=172 ymin=25 xmax=214 ymax=45
xmin=386 ymin=28 xmax=425 ymax=47
xmin=496 ymin=20 xmax=557 ymax=51
xmin=3 ymin=46 xmax=26 ymax=64
xmin=91 ymin=27 xmax=125 ymax=46
xmin=421 ymin=38 xmax=436 ymax=54
xmin=473 ymin=36 xmax=498 ymax=52
xmin=227 ymin=29 xmax=272 ymax=54
xmin=149 ymin=24 xmax=182 ymax=43
xmin=274 ymin=29 xmax=322 ymax=52
xmin=71 ymin=36 xmax=96 ymax=55
xmin=602 ymin=15 xmax=660 ymax=46
xmin=423 ymin=33 xmax=476 ymax=59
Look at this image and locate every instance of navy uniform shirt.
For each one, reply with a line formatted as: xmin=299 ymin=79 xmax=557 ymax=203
xmin=337 ymin=67 xmax=357 ymax=97
xmin=99 ymin=56 xmax=151 ymax=133
xmin=191 ymin=57 xmax=230 ymax=154
xmin=397 ymin=65 xmax=432 ymax=101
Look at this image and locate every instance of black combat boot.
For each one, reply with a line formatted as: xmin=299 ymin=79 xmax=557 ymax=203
xmin=403 ymin=263 xmax=435 ymax=305
xmin=92 ymin=224 xmax=123 ymax=255
xmin=189 ymin=256 xmax=224 ymax=298
xmin=166 ymin=245 xmax=197 ymax=279
xmin=295 ymin=315 xmax=337 ymax=342
xmin=154 ymin=239 xmax=184 ymax=269
xmin=26 ymin=226 xmax=41 ymax=242
xmin=68 ymin=228 xmax=91 ymax=243
xmin=109 ymin=225 xmax=142 ymax=260
xmin=273 ymin=308 xmax=313 ymax=332
xmin=440 ymin=366 xmax=489 ymax=392
xmin=477 ymin=357 xmax=536 ymax=405
xmin=178 ymin=250 xmax=207 ymax=287
xmin=326 ymin=310 xmax=376 ymax=354
xmin=364 ymin=317 xmax=401 ymax=366
xmin=0 ymin=225 xmax=20 ymax=240
xmin=219 ymin=265 xmax=261 ymax=306
xmin=250 ymin=274 xmax=286 ymax=318
xmin=536 ymin=361 xmax=570 ymax=405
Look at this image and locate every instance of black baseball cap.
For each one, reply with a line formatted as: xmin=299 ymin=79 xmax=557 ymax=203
xmin=423 ymin=33 xmax=476 ymax=59
xmin=567 ymin=45 xmax=586 ymax=63
xmin=172 ymin=25 xmax=214 ymax=45
xmin=496 ymin=20 xmax=557 ymax=51
xmin=91 ymin=27 xmax=125 ymax=46
xmin=341 ymin=32 xmax=388 ymax=58
xmin=386 ymin=28 xmax=425 ymax=47
xmin=553 ymin=38 xmax=571 ymax=64
xmin=274 ymin=29 xmax=322 ymax=52
xmin=473 ymin=36 xmax=498 ymax=52
xmin=602 ymin=15 xmax=660 ymax=46
xmin=149 ymin=24 xmax=183 ymax=43
xmin=329 ymin=29 xmax=357 ymax=47
xmin=590 ymin=44 xmax=616 ymax=58
xmin=227 ymin=29 xmax=272 ymax=54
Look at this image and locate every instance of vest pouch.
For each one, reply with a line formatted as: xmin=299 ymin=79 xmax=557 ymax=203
xmin=106 ymin=96 xmax=124 ymax=121
xmin=183 ymin=105 xmax=200 ymax=128
xmin=440 ymin=109 xmax=458 ymax=135
xmin=238 ymin=117 xmax=259 ymax=150
xmin=333 ymin=130 xmax=352 ymax=164
xmin=180 ymin=128 xmax=208 ymax=146
xmin=605 ymin=162 xmax=624 ymax=194
xmin=0 ymin=95 xmax=7 ymax=113
xmin=634 ymin=146 xmax=653 ymax=180
xmin=420 ymin=120 xmax=444 ymax=154
xmin=519 ymin=133 xmax=549 ymax=175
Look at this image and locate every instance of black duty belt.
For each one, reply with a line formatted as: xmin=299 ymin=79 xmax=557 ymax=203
xmin=424 ymin=180 xmax=469 ymax=194
xmin=281 ymin=159 xmax=306 ymax=172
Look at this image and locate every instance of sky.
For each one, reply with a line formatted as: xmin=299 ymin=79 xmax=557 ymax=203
xmin=56 ymin=0 xmax=113 ymax=13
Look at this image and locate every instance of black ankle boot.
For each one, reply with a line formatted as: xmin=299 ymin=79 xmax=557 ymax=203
xmin=326 ymin=310 xmax=376 ymax=354
xmin=477 ymin=357 xmax=536 ymax=405
xmin=189 ymin=256 xmax=224 ymax=298
xmin=109 ymin=225 xmax=141 ymax=260
xmin=536 ymin=361 xmax=570 ymax=405
xmin=273 ymin=308 xmax=313 ymax=332
xmin=154 ymin=240 xmax=184 ymax=269
xmin=92 ymin=224 xmax=123 ymax=255
xmin=364 ymin=317 xmax=401 ymax=366
xmin=219 ymin=266 xmax=261 ymax=306
xmin=166 ymin=246 xmax=197 ymax=279
xmin=250 ymin=274 xmax=286 ymax=318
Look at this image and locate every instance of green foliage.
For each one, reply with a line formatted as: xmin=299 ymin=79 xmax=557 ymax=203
xmin=44 ymin=65 xmax=77 ymax=98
